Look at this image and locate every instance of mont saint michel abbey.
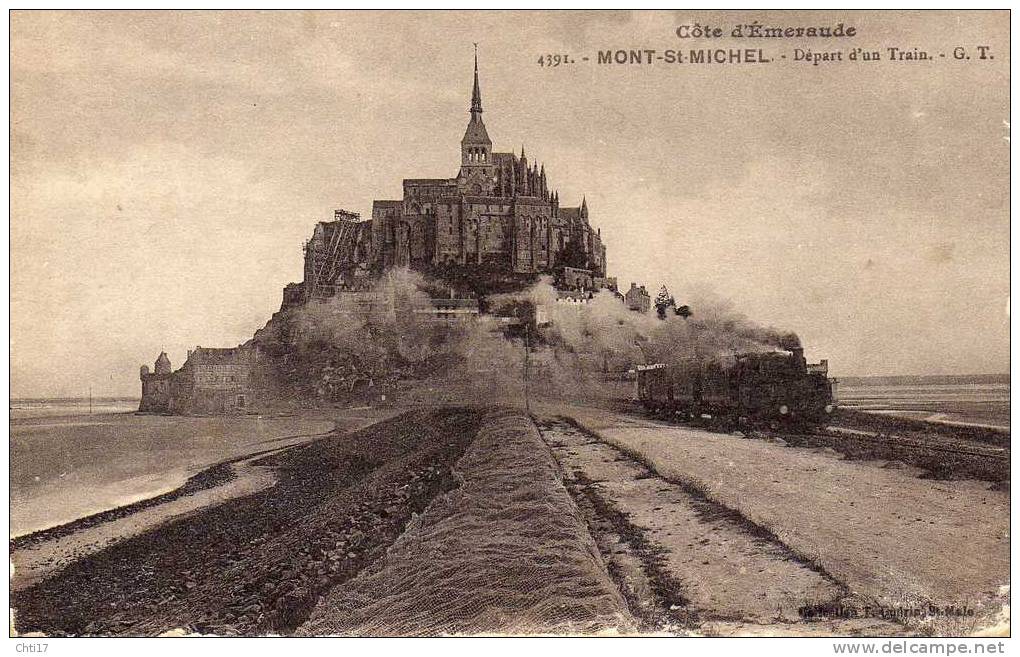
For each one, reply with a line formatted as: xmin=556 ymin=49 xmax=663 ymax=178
xmin=141 ymin=52 xmax=622 ymax=415
xmin=299 ymin=51 xmax=610 ymax=300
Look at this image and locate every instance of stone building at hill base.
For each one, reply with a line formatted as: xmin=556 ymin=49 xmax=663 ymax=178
xmin=139 ymin=346 xmax=263 ymax=414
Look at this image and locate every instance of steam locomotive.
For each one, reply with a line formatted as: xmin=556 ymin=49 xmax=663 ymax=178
xmin=636 ymin=347 xmax=836 ymax=428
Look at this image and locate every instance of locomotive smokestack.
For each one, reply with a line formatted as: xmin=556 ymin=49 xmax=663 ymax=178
xmin=791 ymin=346 xmax=806 ymax=372
xmin=778 ymin=332 xmax=805 ymax=371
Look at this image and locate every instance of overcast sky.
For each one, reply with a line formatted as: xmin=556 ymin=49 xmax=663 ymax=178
xmin=11 ymin=10 xmax=1009 ymax=397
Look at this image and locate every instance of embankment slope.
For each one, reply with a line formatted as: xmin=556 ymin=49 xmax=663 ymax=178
xmin=299 ymin=409 xmax=635 ymax=636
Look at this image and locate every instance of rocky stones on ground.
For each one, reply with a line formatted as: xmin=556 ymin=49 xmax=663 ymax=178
xmin=11 ymin=408 xmax=485 ymax=637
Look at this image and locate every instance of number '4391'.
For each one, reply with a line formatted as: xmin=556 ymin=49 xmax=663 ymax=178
xmin=537 ymin=54 xmax=572 ymax=66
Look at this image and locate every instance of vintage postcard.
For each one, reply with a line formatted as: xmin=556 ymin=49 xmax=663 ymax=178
xmin=8 ymin=9 xmax=1010 ymax=642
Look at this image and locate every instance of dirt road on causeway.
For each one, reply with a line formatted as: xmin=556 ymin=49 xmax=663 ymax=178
xmin=535 ymin=404 xmax=1009 ymax=636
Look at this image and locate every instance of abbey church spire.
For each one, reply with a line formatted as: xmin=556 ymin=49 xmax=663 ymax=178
xmin=471 ymin=45 xmax=483 ymax=116
xmin=461 ymin=44 xmax=492 ymax=166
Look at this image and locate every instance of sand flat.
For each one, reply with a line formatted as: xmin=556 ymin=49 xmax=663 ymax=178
xmin=10 ymin=409 xmax=404 ymax=537
xmin=11 ymin=454 xmax=278 ymax=591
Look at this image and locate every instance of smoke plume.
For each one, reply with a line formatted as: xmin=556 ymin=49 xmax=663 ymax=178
xmin=254 ymin=269 xmax=802 ymax=406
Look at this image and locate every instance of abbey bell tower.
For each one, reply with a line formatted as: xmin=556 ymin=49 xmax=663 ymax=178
xmin=367 ymin=44 xmax=607 ymax=278
xmin=458 ymin=47 xmax=497 ymax=196
xmin=461 ymin=46 xmax=491 ymax=166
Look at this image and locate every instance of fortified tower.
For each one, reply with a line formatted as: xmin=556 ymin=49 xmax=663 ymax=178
xmin=154 ymin=351 xmax=171 ymax=375
xmin=139 ymin=351 xmax=172 ymax=412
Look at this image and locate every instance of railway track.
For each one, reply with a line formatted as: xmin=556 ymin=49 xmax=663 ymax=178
xmin=820 ymin=426 xmax=1009 ymax=462
xmin=769 ymin=424 xmax=1009 ymax=481
xmin=637 ymin=408 xmax=1009 ymax=481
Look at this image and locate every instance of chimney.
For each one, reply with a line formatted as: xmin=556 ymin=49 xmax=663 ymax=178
xmin=790 ymin=347 xmax=806 ymax=372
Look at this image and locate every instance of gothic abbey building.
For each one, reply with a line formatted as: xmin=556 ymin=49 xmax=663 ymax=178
xmin=142 ymin=52 xmax=619 ymax=414
xmin=300 ymin=52 xmax=610 ymax=301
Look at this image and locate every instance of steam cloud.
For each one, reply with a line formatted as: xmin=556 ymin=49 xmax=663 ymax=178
xmin=255 ymin=269 xmax=801 ymax=405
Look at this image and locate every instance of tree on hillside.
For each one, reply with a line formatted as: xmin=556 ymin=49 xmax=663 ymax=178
xmin=555 ymin=236 xmax=589 ymax=271
xmin=654 ymin=285 xmax=675 ymax=320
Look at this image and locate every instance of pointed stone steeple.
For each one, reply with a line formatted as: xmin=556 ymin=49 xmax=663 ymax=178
xmin=470 ymin=45 xmax=483 ymax=116
xmin=461 ymin=44 xmax=491 ymax=166
xmin=516 ymin=147 xmax=529 ymax=195
xmin=581 ymin=196 xmax=589 ymax=221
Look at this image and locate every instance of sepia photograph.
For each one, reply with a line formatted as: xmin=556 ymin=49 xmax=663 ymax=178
xmin=7 ymin=8 xmax=1011 ymax=643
